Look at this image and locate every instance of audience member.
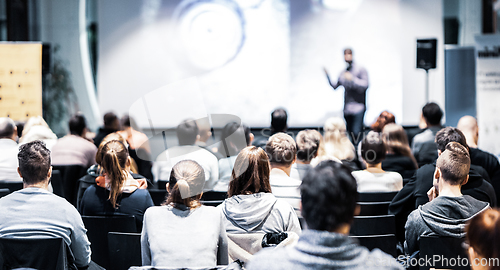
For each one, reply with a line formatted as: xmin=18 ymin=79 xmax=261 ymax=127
xmin=93 ymin=112 xmax=120 ymax=147
xmin=118 ymin=114 xmax=153 ymax=181
xmin=371 ymin=110 xmax=396 ymax=132
xmin=141 ymin=160 xmax=228 ymax=268
xmin=0 ymin=117 xmax=22 ymax=183
xmin=390 ymin=127 xmax=496 ymax=243
xmin=411 ymin=102 xmax=443 ymax=167
xmin=404 ymin=142 xmax=490 ymax=255
xmin=312 ymin=117 xmax=354 ymax=166
xmin=79 ymin=140 xmax=154 ymax=230
xmin=352 ymin=131 xmax=403 ymax=192
xmin=253 ymin=108 xmax=288 ymax=149
xmin=195 ymin=117 xmax=212 ymax=148
xmin=18 ymin=116 xmax=58 ymax=150
xmin=291 ymin=129 xmax=321 ymax=180
xmin=247 ymin=161 xmax=403 ymax=270
xmin=458 ymin=115 xmax=500 ymax=204
xmin=213 ymin=122 xmax=253 ymax=191
xmin=465 ymin=208 xmax=500 ymax=270
xmin=51 ymin=113 xmax=98 ymax=168
xmin=382 ymin=123 xmax=418 ymax=179
xmin=219 ymin=146 xmax=301 ymax=262
xmin=266 ymin=133 xmax=302 ymax=216
xmin=0 ymin=141 xmax=95 ymax=269
xmin=153 ymin=119 xmax=219 ymax=190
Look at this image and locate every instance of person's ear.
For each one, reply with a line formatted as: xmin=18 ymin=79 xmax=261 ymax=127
xmin=462 ymin=174 xmax=469 ymax=186
xmin=437 ymin=149 xmax=442 ymax=156
xmin=17 ymin=167 xmax=22 ymax=178
xmin=249 ymin=133 xmax=254 ymax=145
xmin=47 ymin=166 xmax=52 ymax=180
xmin=196 ymin=134 xmax=201 ymax=142
xmin=354 ymin=205 xmax=361 ymax=216
xmin=126 ymin=157 xmax=132 ymax=168
xmin=433 ymin=167 xmax=441 ymax=187
xmin=166 ymin=183 xmax=170 ymax=192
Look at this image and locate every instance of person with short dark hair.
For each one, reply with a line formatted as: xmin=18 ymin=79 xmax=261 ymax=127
xmin=0 ymin=117 xmax=22 ymax=183
xmin=352 ymin=131 xmax=403 ymax=192
xmin=51 ymin=113 xmax=98 ymax=168
xmin=291 ymin=129 xmax=321 ymax=180
xmin=247 ymin=161 xmax=402 ymax=270
xmin=266 ymin=133 xmax=302 ymax=217
xmin=93 ymin=112 xmax=120 ymax=147
xmin=271 ymin=108 xmax=288 ymax=134
xmin=412 ymin=102 xmax=443 ymax=166
xmin=465 ymin=208 xmax=500 ymax=270
xmin=0 ymin=140 xmax=94 ymax=269
xmin=153 ymin=119 xmax=219 ymax=190
xmin=404 ymin=142 xmax=490 ymax=255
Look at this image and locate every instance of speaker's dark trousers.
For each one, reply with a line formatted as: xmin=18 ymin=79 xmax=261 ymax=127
xmin=344 ymin=110 xmax=365 ymax=144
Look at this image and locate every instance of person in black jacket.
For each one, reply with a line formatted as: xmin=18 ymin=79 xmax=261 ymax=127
xmin=389 ymin=127 xmax=496 ymax=243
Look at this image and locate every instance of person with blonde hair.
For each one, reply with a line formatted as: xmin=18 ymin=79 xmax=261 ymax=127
xmin=382 ymin=123 xmax=418 ymax=179
xmin=314 ymin=117 xmax=355 ymax=165
xmin=141 ymin=160 xmax=228 ymax=268
xmin=19 ymin=116 xmax=58 ymax=150
xmin=79 ymin=140 xmax=154 ymax=230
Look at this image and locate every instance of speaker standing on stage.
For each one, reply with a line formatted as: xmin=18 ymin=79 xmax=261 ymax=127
xmin=324 ymin=48 xmax=369 ymax=143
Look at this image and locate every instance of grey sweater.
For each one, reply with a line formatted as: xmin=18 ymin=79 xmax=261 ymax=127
xmin=404 ymin=195 xmax=490 ymax=255
xmin=247 ymin=230 xmax=403 ymax=270
xmin=141 ymin=204 xmax=228 ymax=268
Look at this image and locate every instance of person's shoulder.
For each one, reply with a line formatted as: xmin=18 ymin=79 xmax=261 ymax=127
xmin=386 ymin=171 xmax=403 ymax=180
xmin=365 ymin=249 xmax=404 ymax=269
xmin=247 ymin=246 xmax=293 ymax=270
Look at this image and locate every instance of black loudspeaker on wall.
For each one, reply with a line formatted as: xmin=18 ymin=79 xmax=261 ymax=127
xmin=416 ymin=39 xmax=437 ymax=70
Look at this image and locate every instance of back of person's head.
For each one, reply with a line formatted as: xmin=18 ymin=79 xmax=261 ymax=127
xmin=323 ymin=117 xmax=354 ymax=160
xmin=103 ymin=112 xmax=119 ymax=129
xmin=18 ymin=140 xmax=51 ymax=185
xmin=296 ymin=130 xmax=321 ymax=162
xmin=0 ymin=117 xmax=16 ymax=139
xmin=69 ymin=114 xmax=87 ymax=136
xmin=344 ymin=48 xmax=353 ymax=55
xmin=360 ymin=131 xmax=386 ymax=165
xmin=265 ymin=132 xmax=297 ymax=167
xmin=195 ymin=118 xmax=212 ymax=142
xmin=382 ymin=124 xmax=416 ymax=166
xmin=422 ymin=102 xmax=443 ymax=126
xmin=435 ymin=127 xmax=468 ymax=153
xmin=466 ymin=208 xmax=500 ymax=270
xmin=100 ymin=140 xmax=129 ymax=208
xmin=271 ymin=108 xmax=288 ymax=133
xmin=176 ymin=119 xmax=199 ymax=146
xmin=120 ymin=114 xmax=131 ymax=128
xmin=228 ymin=146 xmax=272 ymax=197
xmin=301 ymin=160 xmax=357 ymax=231
xmin=219 ymin=122 xmax=251 ymax=157
xmin=436 ymin=142 xmax=470 ymax=185
xmin=96 ymin=133 xmax=128 ymax=164
xmin=166 ymin=160 xmax=205 ymax=209
xmin=371 ymin=111 xmax=396 ymax=132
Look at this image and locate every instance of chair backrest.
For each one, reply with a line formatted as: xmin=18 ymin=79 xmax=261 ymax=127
xmin=51 ymin=170 xmax=65 ymax=198
xmin=350 ymin=215 xmax=396 ymax=236
xmin=82 ymin=215 xmax=137 ymax=270
xmin=0 ymin=237 xmax=75 ymax=270
xmin=0 ymin=182 xmax=23 ymax=193
xmin=351 ymin=234 xmax=397 ymax=257
xmin=53 ymin=165 xmax=87 ymax=207
xmin=358 ymin=192 xmax=398 ymax=202
xmin=149 ymin=189 xmax=169 ymax=206
xmin=0 ymin=188 xmax=9 ymax=198
xmin=76 ymin=175 xmax=97 ymax=210
xmin=357 ymin=201 xmax=391 ymax=216
xmin=419 ymin=235 xmax=469 ymax=270
xmin=107 ymin=232 xmax=141 ymax=270
xmin=200 ymin=191 xmax=227 ymax=207
xmin=157 ymin=180 xmax=168 ymax=190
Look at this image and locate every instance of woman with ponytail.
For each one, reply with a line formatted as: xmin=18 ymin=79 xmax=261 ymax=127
xmin=79 ymin=140 xmax=154 ymax=230
xmin=141 ymin=160 xmax=228 ymax=268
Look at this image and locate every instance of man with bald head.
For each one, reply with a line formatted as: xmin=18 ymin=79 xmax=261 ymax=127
xmin=0 ymin=117 xmax=22 ymax=183
xmin=457 ymin=115 xmax=500 ymax=202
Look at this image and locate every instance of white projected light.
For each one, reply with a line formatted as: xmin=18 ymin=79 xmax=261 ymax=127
xmin=174 ymin=1 xmax=245 ymax=70
xmin=322 ymin=0 xmax=362 ymax=11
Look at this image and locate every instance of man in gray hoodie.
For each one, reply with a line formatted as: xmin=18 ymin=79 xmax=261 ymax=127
xmin=404 ymin=142 xmax=490 ymax=256
xmin=247 ymin=161 xmax=403 ymax=270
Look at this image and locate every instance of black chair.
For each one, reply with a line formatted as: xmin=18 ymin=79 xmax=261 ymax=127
xmin=358 ymin=192 xmax=398 ymax=202
xmin=0 ymin=188 xmax=9 ymax=198
xmin=108 ymin=232 xmax=142 ymax=270
xmin=82 ymin=215 xmax=137 ymax=270
xmin=157 ymin=180 xmax=168 ymax=190
xmin=0 ymin=182 xmax=22 ymax=193
xmin=149 ymin=189 xmax=169 ymax=206
xmin=200 ymin=191 xmax=227 ymax=207
xmin=351 ymin=234 xmax=397 ymax=257
xmin=358 ymin=201 xmax=391 ymax=216
xmin=350 ymin=215 xmax=396 ymax=236
xmin=53 ymin=165 xmax=87 ymax=207
xmin=419 ymin=235 xmax=470 ymax=270
xmin=76 ymin=175 xmax=98 ymax=210
xmin=0 ymin=237 xmax=76 ymax=270
xmin=51 ymin=170 xmax=65 ymax=198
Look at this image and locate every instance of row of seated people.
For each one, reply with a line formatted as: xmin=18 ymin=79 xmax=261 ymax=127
xmin=1 ymin=138 xmax=499 ymax=270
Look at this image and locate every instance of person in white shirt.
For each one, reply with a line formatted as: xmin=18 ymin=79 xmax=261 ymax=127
xmin=0 ymin=117 xmax=22 ymax=183
xmin=266 ymin=133 xmax=302 ymax=217
xmin=153 ymin=119 xmax=219 ymax=191
xmin=352 ymin=131 xmax=403 ymax=192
